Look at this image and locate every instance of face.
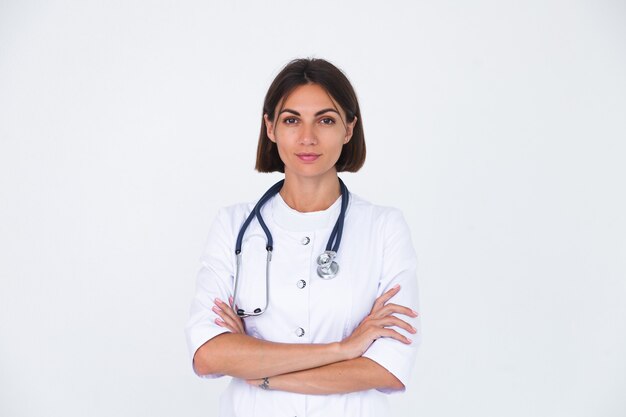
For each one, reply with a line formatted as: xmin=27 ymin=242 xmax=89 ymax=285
xmin=264 ymin=83 xmax=357 ymax=182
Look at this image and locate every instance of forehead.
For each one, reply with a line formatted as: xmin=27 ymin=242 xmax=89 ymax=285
xmin=279 ymin=83 xmax=342 ymax=113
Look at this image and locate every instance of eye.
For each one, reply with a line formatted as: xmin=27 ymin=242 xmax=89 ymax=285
xmin=319 ymin=117 xmax=336 ymax=125
xmin=282 ymin=117 xmax=298 ymax=125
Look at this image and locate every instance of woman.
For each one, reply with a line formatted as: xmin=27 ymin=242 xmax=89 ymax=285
xmin=185 ymin=58 xmax=420 ymax=417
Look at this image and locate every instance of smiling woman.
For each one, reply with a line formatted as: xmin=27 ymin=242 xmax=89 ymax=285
xmin=185 ymin=58 xmax=421 ymax=417
xmin=256 ymin=58 xmax=365 ymax=176
xmin=263 ymin=83 xmax=357 ymax=211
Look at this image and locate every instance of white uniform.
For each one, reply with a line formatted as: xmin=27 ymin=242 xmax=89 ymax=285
xmin=185 ymin=190 xmax=421 ymax=417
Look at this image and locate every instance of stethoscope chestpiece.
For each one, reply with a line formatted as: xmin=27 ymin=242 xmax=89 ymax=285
xmin=317 ymin=250 xmax=339 ymax=280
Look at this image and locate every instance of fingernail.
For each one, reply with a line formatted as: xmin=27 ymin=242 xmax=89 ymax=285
xmin=406 ymin=338 xmax=412 ymax=344
xmin=412 ymin=309 xmax=418 ymax=317
xmin=215 ymin=297 xmax=224 ymax=304
xmin=215 ymin=318 xmax=224 ymax=326
xmin=410 ymin=326 xmax=417 ymax=333
xmin=212 ymin=306 xmax=221 ymax=312
xmin=392 ymin=284 xmax=400 ymax=290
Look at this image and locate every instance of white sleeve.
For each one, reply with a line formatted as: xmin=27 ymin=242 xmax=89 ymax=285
xmin=184 ymin=207 xmax=237 ymax=379
xmin=361 ymin=208 xmax=421 ymax=393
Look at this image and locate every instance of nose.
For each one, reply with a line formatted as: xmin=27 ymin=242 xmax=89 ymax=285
xmin=299 ymin=122 xmax=317 ymax=145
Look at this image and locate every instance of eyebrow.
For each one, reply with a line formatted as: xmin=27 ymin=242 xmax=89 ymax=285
xmin=278 ymin=108 xmax=340 ymax=117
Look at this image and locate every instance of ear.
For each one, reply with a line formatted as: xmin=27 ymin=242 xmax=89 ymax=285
xmin=264 ymin=114 xmax=276 ymax=143
xmin=344 ymin=116 xmax=357 ymax=144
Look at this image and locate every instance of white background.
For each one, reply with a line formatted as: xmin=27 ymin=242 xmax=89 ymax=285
xmin=1 ymin=1 xmax=625 ymax=416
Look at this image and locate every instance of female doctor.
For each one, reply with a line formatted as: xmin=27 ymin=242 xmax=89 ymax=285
xmin=185 ymin=58 xmax=421 ymax=417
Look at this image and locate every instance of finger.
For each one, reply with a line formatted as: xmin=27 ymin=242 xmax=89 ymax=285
xmin=225 ymin=310 xmax=245 ymax=333
xmin=216 ymin=298 xmax=246 ymax=333
xmin=374 ymin=303 xmax=418 ymax=319
xmin=212 ymin=305 xmax=244 ymax=333
xmin=215 ymin=317 xmax=239 ymax=333
xmin=371 ymin=316 xmax=417 ymax=334
xmin=378 ymin=327 xmax=412 ymax=344
xmin=215 ymin=317 xmax=237 ymax=332
xmin=228 ymin=296 xmax=243 ymax=321
xmin=212 ymin=304 xmax=230 ymax=321
xmin=370 ymin=284 xmax=401 ymax=313
xmin=215 ymin=310 xmax=244 ymax=333
xmin=215 ymin=298 xmax=240 ymax=321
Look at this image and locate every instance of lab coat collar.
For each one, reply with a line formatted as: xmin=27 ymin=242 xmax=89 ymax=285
xmin=270 ymin=192 xmax=343 ymax=232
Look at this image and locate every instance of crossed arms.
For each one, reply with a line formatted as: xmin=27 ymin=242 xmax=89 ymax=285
xmin=192 ymin=285 xmax=418 ymax=394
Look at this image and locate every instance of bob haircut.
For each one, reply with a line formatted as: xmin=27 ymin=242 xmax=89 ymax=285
xmin=255 ymin=58 xmax=366 ymax=173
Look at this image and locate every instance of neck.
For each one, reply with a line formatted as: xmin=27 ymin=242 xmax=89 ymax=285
xmin=279 ymin=171 xmax=341 ymax=213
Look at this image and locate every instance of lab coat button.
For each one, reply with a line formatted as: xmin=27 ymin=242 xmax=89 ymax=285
xmin=295 ymin=327 xmax=305 ymax=337
xmin=296 ymin=279 xmax=306 ymax=289
xmin=301 ymin=236 xmax=310 ymax=245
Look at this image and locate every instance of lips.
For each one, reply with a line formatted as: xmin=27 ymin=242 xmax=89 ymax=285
xmin=296 ymin=153 xmax=321 ymax=162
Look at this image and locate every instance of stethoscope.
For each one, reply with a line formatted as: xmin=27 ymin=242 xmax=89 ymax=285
xmin=232 ymin=178 xmax=350 ymax=318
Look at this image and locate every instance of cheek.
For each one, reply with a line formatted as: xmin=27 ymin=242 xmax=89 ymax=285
xmin=325 ymin=132 xmax=348 ymax=152
xmin=272 ymin=139 xmax=292 ymax=165
xmin=276 ymin=127 xmax=295 ymax=140
xmin=323 ymin=125 xmax=348 ymax=141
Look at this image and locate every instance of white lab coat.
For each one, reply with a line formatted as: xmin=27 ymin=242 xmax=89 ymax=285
xmin=185 ymin=190 xmax=421 ymax=417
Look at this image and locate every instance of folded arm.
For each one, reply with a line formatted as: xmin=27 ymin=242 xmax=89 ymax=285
xmin=197 ymin=286 xmax=416 ymax=390
xmin=247 ymin=357 xmax=404 ymax=395
xmin=193 ymin=332 xmax=347 ymax=380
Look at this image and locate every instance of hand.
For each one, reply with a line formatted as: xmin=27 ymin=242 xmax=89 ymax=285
xmin=212 ymin=296 xmax=246 ymax=334
xmin=339 ymin=284 xmax=418 ymax=359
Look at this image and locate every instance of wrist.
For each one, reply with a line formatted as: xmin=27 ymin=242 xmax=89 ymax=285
xmin=332 ymin=341 xmax=353 ymax=361
xmin=259 ymin=377 xmax=270 ymax=390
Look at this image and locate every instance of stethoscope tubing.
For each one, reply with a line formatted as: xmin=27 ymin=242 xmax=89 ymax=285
xmin=232 ymin=178 xmax=349 ymax=317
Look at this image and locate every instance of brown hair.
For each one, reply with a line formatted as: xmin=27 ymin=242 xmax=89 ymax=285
xmin=255 ymin=58 xmax=366 ymax=173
